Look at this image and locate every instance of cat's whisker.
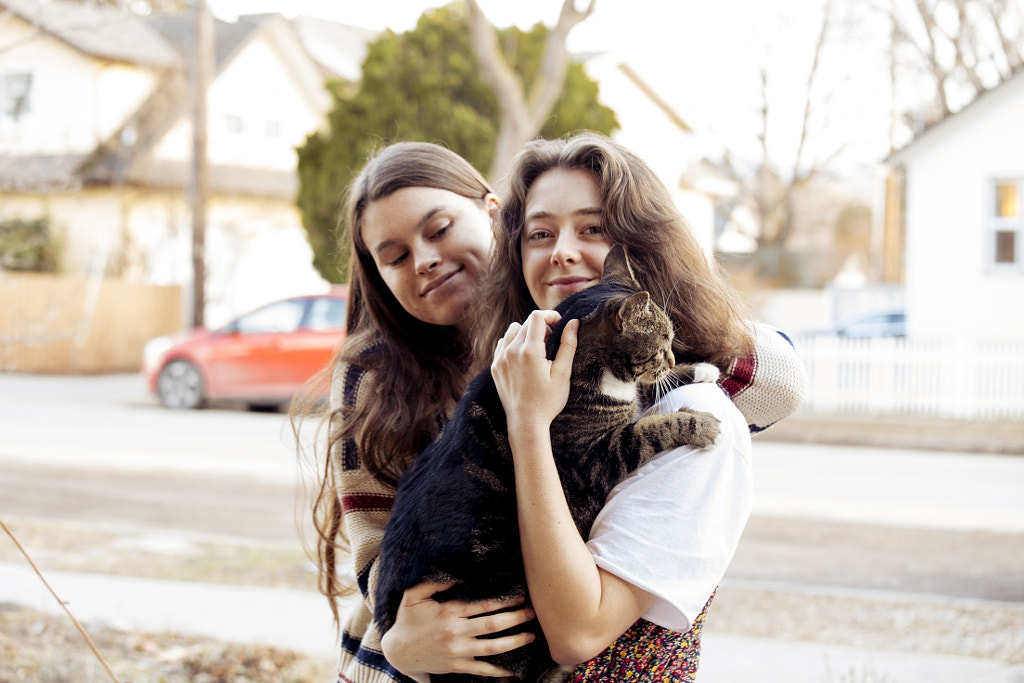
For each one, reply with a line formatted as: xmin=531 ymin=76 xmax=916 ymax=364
xmin=654 ymin=371 xmax=682 ymax=403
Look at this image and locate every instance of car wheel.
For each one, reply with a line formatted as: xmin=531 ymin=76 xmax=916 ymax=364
xmin=157 ymin=359 xmax=206 ymax=409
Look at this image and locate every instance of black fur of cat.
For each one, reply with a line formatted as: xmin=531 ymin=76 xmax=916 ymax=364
xmin=374 ymin=246 xmax=720 ymax=682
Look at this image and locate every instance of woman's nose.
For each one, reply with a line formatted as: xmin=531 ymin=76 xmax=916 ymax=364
xmin=414 ymin=246 xmax=441 ymax=275
xmin=551 ymin=233 xmax=580 ymax=265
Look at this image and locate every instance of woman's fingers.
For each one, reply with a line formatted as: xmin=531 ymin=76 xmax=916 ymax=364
xmin=450 ymin=657 xmax=518 ymax=677
xmin=405 ymin=579 xmax=457 ymax=601
xmin=552 ymin=318 xmax=578 ymax=379
xmin=465 ymin=605 xmax=536 ymax=639
xmin=532 ymin=308 xmax=563 ymax=328
xmin=387 ymin=581 xmax=537 ymax=677
xmin=457 ymin=593 xmax=525 ymax=618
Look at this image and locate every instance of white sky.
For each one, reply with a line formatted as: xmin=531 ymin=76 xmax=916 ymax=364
xmin=208 ymin=0 xmax=895 ymax=171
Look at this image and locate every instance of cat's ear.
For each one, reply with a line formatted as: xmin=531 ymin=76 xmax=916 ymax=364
xmin=601 ymin=244 xmax=640 ymax=289
xmin=614 ymin=291 xmax=651 ymax=331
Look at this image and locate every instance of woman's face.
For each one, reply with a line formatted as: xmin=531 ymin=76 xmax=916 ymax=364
xmin=521 ymin=168 xmax=613 ymax=311
xmin=361 ymin=186 xmax=496 ymax=328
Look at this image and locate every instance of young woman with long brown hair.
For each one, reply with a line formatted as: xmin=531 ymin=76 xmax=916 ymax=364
xmin=486 ymin=133 xmax=803 ymax=679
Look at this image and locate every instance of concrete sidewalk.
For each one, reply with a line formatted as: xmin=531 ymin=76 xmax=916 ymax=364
xmin=3 ymin=562 xmax=1022 ymax=683
xmin=756 ymin=412 xmax=1024 ymax=455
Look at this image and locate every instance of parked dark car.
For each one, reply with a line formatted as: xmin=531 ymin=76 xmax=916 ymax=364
xmin=830 ymin=307 xmax=907 ymax=338
xmin=142 ymin=288 xmax=347 ymax=409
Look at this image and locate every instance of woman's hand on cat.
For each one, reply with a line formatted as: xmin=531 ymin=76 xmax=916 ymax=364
xmin=381 ymin=579 xmax=537 ymax=678
xmin=492 ymin=310 xmax=578 ymax=434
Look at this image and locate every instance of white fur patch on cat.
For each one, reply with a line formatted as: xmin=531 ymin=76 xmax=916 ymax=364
xmin=600 ymin=370 xmax=637 ymax=401
xmin=692 ymin=363 xmax=721 ymax=384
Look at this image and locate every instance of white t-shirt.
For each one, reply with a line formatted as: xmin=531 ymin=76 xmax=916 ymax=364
xmin=584 ymin=382 xmax=754 ymax=633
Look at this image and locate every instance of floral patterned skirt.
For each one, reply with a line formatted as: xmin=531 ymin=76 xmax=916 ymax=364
xmin=568 ymin=590 xmax=715 ymax=682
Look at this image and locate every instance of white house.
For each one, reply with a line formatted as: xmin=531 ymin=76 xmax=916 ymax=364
xmin=0 ymin=0 xmax=373 ymax=327
xmin=583 ymin=53 xmax=728 ymax=252
xmin=886 ymin=68 xmax=1024 ymax=340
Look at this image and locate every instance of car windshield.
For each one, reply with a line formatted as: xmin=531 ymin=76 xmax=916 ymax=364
xmin=307 ymin=297 xmax=347 ymax=331
xmin=234 ymin=300 xmax=306 ymax=334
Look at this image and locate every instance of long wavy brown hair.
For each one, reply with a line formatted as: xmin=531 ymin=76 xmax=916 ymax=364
xmin=293 ymin=141 xmax=494 ymax=625
xmin=474 ymin=132 xmax=752 ymax=370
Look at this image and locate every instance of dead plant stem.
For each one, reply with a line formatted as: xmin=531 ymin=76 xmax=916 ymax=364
xmin=0 ymin=518 xmax=121 ymax=683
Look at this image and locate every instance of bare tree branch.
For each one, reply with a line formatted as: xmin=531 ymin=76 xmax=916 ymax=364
xmin=464 ymin=0 xmax=595 ymax=182
xmin=793 ymin=0 xmax=833 ymax=187
xmin=883 ymin=0 xmax=1023 ymax=134
xmin=986 ymin=0 xmax=1024 ymax=74
xmin=525 ymin=0 xmax=595 ymax=132
xmin=912 ymin=0 xmax=954 ymax=115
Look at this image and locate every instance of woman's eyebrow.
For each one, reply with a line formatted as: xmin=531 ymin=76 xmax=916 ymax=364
xmin=373 ymin=206 xmax=446 ymax=256
xmin=525 ymin=206 xmax=602 ymax=222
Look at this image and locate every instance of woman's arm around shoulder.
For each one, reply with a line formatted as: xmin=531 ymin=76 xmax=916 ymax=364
xmin=721 ymin=321 xmax=808 ymax=432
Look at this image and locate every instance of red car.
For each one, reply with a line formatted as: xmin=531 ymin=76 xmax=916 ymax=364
xmin=143 ymin=288 xmax=348 ymax=409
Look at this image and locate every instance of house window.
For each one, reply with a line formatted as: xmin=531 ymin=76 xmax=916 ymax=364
xmin=2 ymin=71 xmax=32 ymax=121
xmin=990 ymin=180 xmax=1023 ymax=271
xmin=225 ymin=114 xmax=243 ymax=134
xmin=265 ymin=120 xmax=280 ymax=138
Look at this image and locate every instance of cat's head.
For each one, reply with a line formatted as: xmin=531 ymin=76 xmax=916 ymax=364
xmin=547 ymin=245 xmax=676 ymax=386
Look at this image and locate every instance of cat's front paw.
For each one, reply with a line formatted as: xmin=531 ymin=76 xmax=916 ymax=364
xmin=675 ymin=407 xmax=721 ymax=448
xmin=691 ymin=362 xmax=721 ymax=384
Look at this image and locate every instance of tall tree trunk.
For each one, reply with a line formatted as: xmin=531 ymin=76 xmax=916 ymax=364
xmin=465 ymin=0 xmax=595 ymax=186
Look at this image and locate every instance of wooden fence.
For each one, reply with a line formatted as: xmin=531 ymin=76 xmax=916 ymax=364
xmin=793 ymin=334 xmax=1024 ymax=421
xmin=0 ymin=273 xmax=182 ymax=374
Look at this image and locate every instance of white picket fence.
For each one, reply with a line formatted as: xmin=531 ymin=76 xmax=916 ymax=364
xmin=791 ymin=335 xmax=1024 ymax=421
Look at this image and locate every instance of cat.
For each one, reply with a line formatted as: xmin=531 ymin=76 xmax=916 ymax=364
xmin=374 ymin=245 xmax=721 ymax=683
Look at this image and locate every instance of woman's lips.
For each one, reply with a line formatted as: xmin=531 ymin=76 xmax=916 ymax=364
xmin=422 ymin=268 xmax=462 ymax=297
xmin=548 ymin=276 xmax=594 ymax=291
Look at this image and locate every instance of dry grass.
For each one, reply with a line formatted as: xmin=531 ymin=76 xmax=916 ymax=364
xmin=0 ymin=518 xmax=334 ymax=682
xmin=0 ymin=604 xmax=334 ymax=683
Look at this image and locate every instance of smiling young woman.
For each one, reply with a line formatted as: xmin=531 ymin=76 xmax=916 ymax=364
xmin=519 ymin=167 xmax=611 ymax=311
xmin=483 ymin=132 xmax=807 ymax=680
xmin=360 ymin=185 xmax=497 ymax=331
xmin=310 ymin=142 xmax=538 ymax=683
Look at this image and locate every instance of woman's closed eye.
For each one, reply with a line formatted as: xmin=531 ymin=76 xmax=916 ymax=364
xmin=429 ymin=221 xmax=452 ymax=241
xmin=384 ymin=251 xmax=409 ymax=268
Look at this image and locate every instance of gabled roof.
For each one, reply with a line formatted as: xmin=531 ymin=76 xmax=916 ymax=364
xmin=82 ymin=12 xmax=333 ymax=198
xmin=0 ymin=0 xmax=179 ymax=67
xmin=289 ymin=14 xmax=377 ymax=82
xmin=0 ymin=2 xmax=374 ymax=196
xmin=146 ymin=12 xmax=260 ymax=75
xmin=888 ymin=67 xmax=1024 ymax=164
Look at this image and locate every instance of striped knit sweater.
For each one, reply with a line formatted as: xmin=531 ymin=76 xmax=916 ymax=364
xmin=330 ymin=322 xmax=806 ymax=683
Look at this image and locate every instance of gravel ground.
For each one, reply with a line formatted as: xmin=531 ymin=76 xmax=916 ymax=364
xmin=706 ymin=583 xmax=1024 ymax=664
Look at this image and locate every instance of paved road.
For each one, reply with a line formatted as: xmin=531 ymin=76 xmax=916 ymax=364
xmin=3 ymin=372 xmax=1023 ymax=603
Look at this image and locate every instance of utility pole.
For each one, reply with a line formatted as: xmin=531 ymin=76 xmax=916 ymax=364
xmin=189 ymin=0 xmax=213 ymax=327
xmin=881 ymin=0 xmax=904 ymax=284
